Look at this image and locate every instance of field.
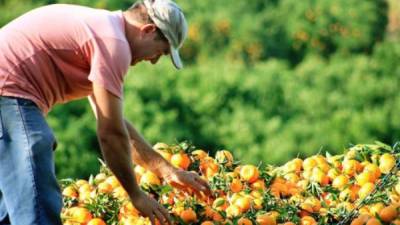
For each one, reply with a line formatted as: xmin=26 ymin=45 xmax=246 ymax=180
xmin=60 ymin=142 xmax=400 ymax=225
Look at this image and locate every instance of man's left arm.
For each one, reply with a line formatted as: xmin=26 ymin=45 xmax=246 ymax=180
xmin=123 ymin=118 xmax=172 ymax=177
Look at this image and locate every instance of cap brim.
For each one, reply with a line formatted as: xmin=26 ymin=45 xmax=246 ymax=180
xmin=170 ymin=46 xmax=183 ymax=70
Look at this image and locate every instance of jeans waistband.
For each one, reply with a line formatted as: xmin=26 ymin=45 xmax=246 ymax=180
xmin=0 ymin=96 xmax=38 ymax=107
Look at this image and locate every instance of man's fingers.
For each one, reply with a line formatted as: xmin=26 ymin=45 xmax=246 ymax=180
xmin=189 ymin=176 xmax=211 ymax=195
xmin=170 ymin=181 xmax=186 ymax=189
xmin=159 ymin=205 xmax=173 ymax=225
xmin=153 ymin=208 xmax=166 ymax=225
xmin=195 ymin=176 xmax=211 ymax=192
xmin=149 ymin=213 xmax=156 ymax=225
xmin=168 ymin=170 xmax=212 ymax=197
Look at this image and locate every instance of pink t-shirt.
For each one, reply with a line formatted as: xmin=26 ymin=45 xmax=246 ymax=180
xmin=0 ymin=4 xmax=132 ymax=114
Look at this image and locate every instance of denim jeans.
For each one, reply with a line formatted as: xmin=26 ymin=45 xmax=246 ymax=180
xmin=0 ymin=96 xmax=62 ymax=225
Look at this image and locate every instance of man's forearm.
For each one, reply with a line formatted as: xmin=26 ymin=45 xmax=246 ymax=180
xmin=124 ymin=119 xmax=174 ymax=178
xmin=98 ymin=132 xmax=141 ymax=199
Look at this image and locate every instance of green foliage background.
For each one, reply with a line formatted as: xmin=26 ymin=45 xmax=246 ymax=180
xmin=1 ymin=0 xmax=399 ymax=179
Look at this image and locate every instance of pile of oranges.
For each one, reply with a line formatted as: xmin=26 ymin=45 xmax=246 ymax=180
xmin=61 ymin=141 xmax=400 ymax=225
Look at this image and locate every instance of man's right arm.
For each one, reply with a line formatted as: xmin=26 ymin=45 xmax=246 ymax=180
xmin=89 ymin=84 xmax=139 ymax=198
xmin=88 ymin=84 xmax=171 ymax=225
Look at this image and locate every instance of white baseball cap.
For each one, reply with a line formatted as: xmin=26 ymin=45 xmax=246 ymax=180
xmin=143 ymin=0 xmax=188 ymax=69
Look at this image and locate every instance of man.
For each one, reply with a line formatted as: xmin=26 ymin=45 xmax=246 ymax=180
xmin=0 ymin=0 xmax=210 ymax=224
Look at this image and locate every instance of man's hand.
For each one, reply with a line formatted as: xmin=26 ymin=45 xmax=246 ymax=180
xmin=131 ymin=190 xmax=172 ymax=225
xmin=162 ymin=168 xmax=212 ymax=197
xmin=122 ymin=120 xmax=212 ymax=197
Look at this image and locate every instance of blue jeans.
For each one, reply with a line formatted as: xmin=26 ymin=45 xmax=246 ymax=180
xmin=0 ymin=96 xmax=62 ymax=225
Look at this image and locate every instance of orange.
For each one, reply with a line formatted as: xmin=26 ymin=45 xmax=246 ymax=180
xmin=63 ymin=221 xmax=79 ymax=225
xmin=378 ymin=205 xmax=398 ymax=222
xmin=272 ymin=181 xmax=289 ymax=197
xmin=225 ymin=171 xmax=239 ymax=179
xmin=297 ymin=179 xmax=309 ymax=190
xmin=359 ymin=206 xmax=370 ymax=216
xmin=300 ymin=216 xmax=317 ymax=225
xmin=339 ymin=188 xmax=357 ymax=202
xmin=358 ymin=182 xmax=375 ymax=199
xmin=251 ymin=179 xmax=266 ymax=191
xmin=395 ymin=182 xmax=400 ymax=195
xmin=78 ymin=183 xmax=92 ymax=193
xmin=201 ymin=221 xmax=215 ymax=225
xmin=302 ymin=157 xmax=317 ymax=171
xmin=223 ymin=219 xmax=234 ymax=225
xmin=62 ymin=186 xmax=78 ymax=198
xmin=256 ymin=213 xmax=277 ymax=225
xmin=282 ymin=222 xmax=296 ymax=225
xmin=234 ymin=196 xmax=251 ymax=212
xmin=250 ymin=190 xmax=262 ymax=198
xmin=203 ymin=160 xmax=219 ymax=178
xmin=94 ymin=173 xmax=107 ymax=183
xmin=284 ymin=173 xmax=300 ymax=183
xmin=285 ymin=158 xmax=303 ymax=173
xmin=112 ymin=186 xmax=128 ymax=199
xmin=139 ymin=171 xmax=161 ymax=187
xmin=203 ymin=206 xmax=215 ymax=219
xmin=310 ymin=167 xmax=329 ymax=186
xmin=318 ymin=162 xmax=331 ymax=173
xmin=365 ymin=218 xmax=382 ymax=225
xmin=180 ymin=208 xmax=197 ymax=223
xmin=337 ymin=202 xmax=355 ymax=212
xmin=212 ymin=197 xmax=228 ymax=211
xmin=349 ymin=185 xmax=361 ymax=201
xmin=156 ymin=149 xmax=172 ymax=161
xmin=304 ymin=197 xmax=321 ymax=212
xmin=192 ymin=149 xmax=208 ymax=160
xmin=379 ymin=153 xmax=396 ymax=174
xmin=342 ymin=159 xmax=362 ymax=176
xmin=327 ymin=155 xmax=342 ymax=169
xmin=97 ymin=182 xmax=113 ymax=193
xmin=350 ymin=214 xmax=369 ymax=225
xmin=226 ymin=204 xmax=241 ymax=218
xmin=230 ymin=178 xmax=243 ymax=193
xmin=299 ymin=210 xmax=311 ymax=218
xmin=153 ymin=142 xmax=170 ymax=151
xmin=369 ymin=203 xmax=385 ymax=216
xmin=105 ymin=176 xmax=120 ymax=189
xmin=240 ymin=165 xmax=259 ymax=183
xmin=119 ymin=202 xmax=139 ymax=217
xmin=215 ymin=150 xmax=234 ymax=167
xmin=300 ymin=202 xmax=314 ymax=213
xmin=212 ymin=211 xmax=224 ymax=222
xmin=314 ymin=154 xmax=327 ymax=164
xmin=327 ymin=168 xmax=339 ymax=180
xmin=332 ymin=175 xmax=349 ymax=190
xmin=87 ymin=218 xmax=107 ymax=225
xmin=345 ymin=149 xmax=357 ymax=160
xmin=70 ymin=207 xmax=93 ymax=223
xmin=356 ymin=171 xmax=375 ymax=186
xmin=363 ymin=163 xmax=381 ymax=180
xmin=171 ymin=152 xmax=191 ymax=170
xmin=78 ymin=190 xmax=91 ymax=203
xmin=237 ymin=217 xmax=253 ymax=225
xmin=253 ymin=198 xmax=263 ymax=210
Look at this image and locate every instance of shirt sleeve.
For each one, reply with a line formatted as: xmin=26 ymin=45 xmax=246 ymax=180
xmin=85 ymin=37 xmax=131 ymax=99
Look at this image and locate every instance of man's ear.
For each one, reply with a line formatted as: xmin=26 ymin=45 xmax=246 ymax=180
xmin=140 ymin=24 xmax=157 ymax=35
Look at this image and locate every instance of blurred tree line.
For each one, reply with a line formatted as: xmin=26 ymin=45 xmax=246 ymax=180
xmin=1 ymin=0 xmax=399 ymax=179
